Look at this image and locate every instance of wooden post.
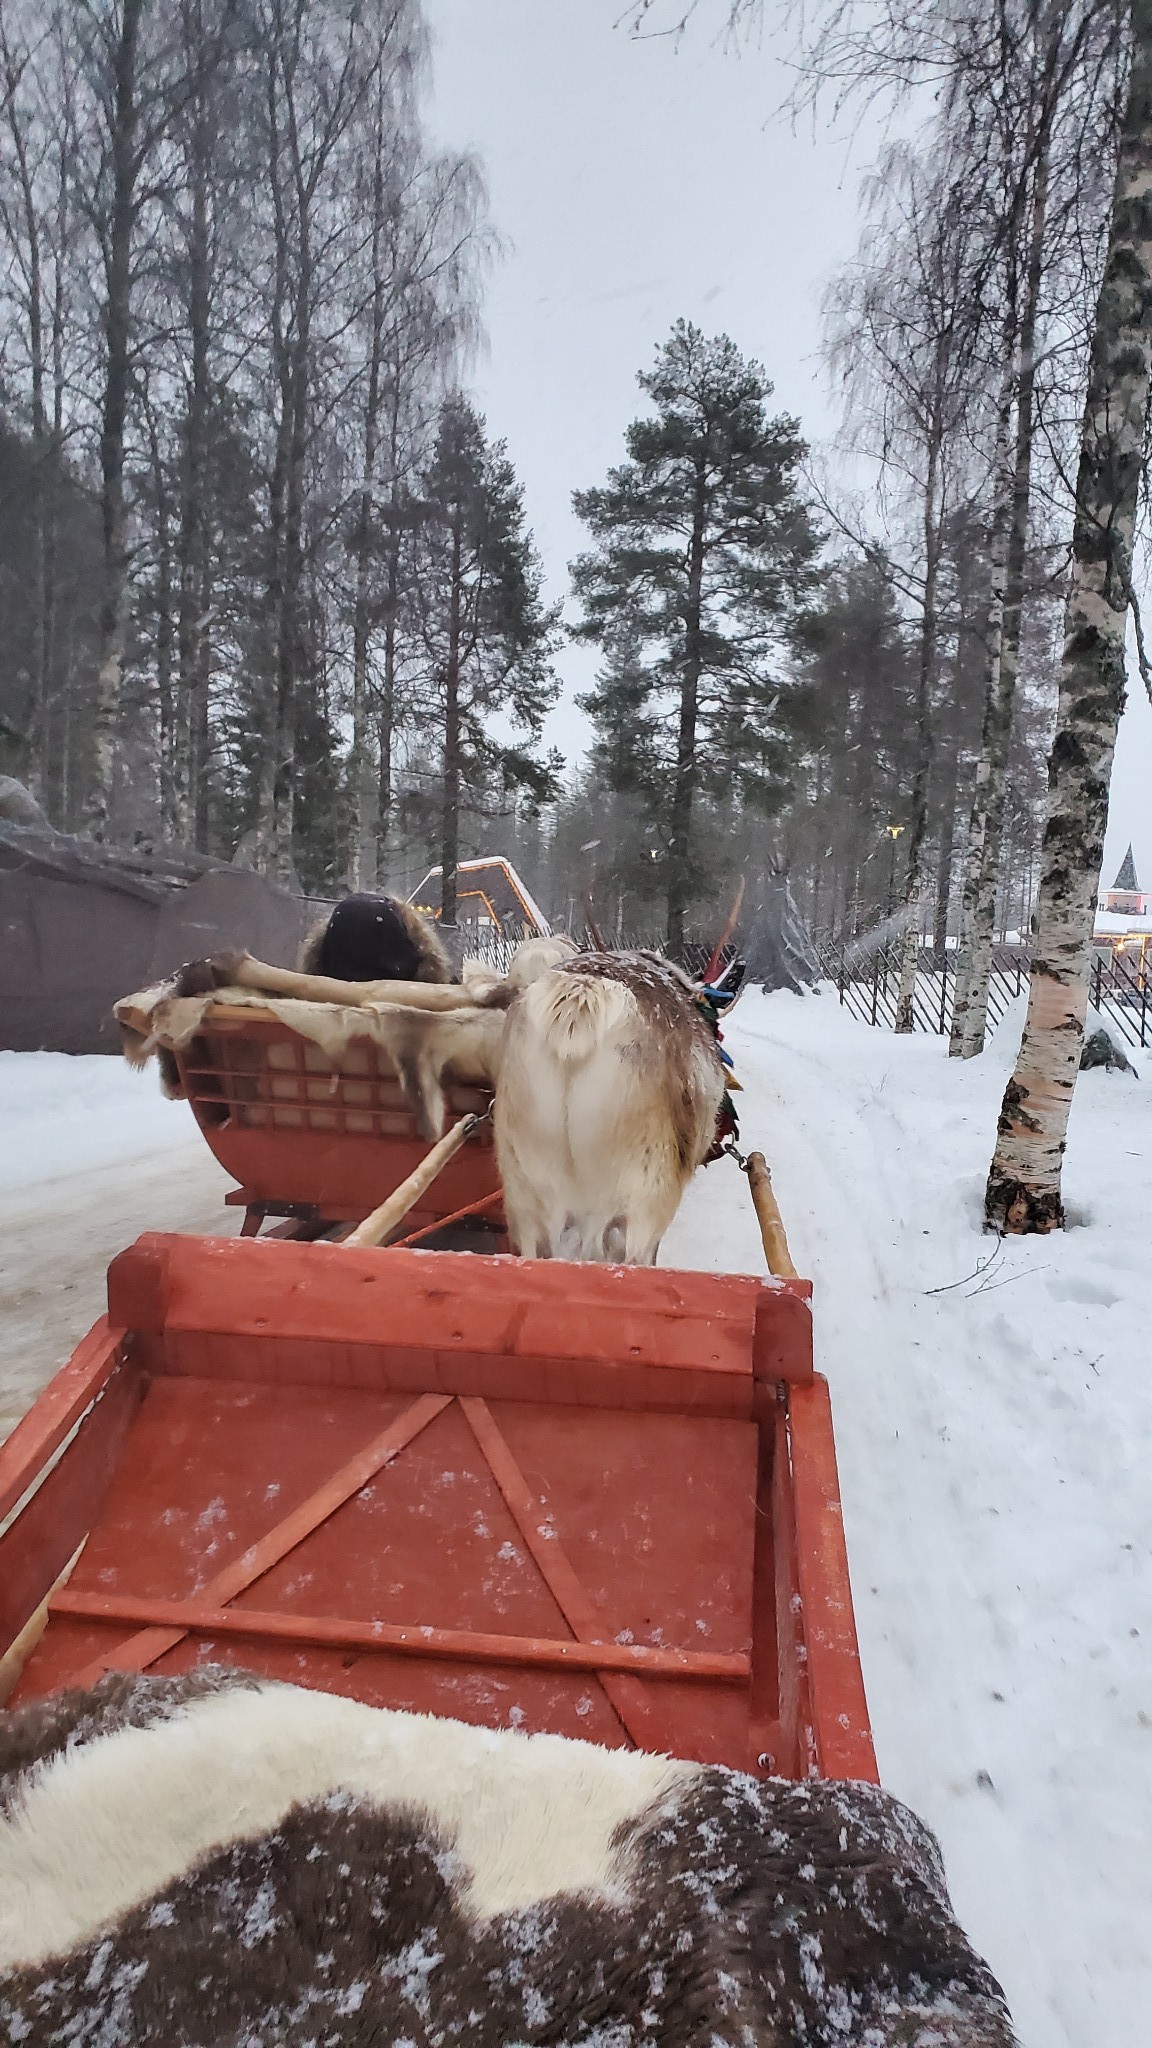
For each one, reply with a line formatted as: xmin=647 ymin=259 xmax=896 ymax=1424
xmin=744 ymin=1152 xmax=798 ymax=1279
xmin=342 ymin=1114 xmax=484 ymax=1249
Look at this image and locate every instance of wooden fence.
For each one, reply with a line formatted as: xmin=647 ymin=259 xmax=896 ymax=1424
xmin=814 ymin=935 xmax=1151 ymax=1049
xmin=1089 ymin=944 xmax=1152 ymax=1049
xmin=813 ymin=939 xmax=1025 ymax=1037
xmin=464 ymin=922 xmax=1151 ymax=1053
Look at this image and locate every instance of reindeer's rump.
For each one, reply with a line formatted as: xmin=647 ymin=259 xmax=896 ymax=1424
xmin=0 ymin=1671 xmax=1015 ymax=2047
xmin=494 ymin=951 xmax=726 ymax=1263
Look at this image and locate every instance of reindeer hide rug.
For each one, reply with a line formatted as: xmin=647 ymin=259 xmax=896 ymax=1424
xmin=0 ymin=1669 xmax=1016 ymax=2046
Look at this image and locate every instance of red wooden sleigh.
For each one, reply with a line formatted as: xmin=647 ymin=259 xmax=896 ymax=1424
xmin=0 ymin=1230 xmax=876 ymax=1784
xmin=119 ymin=995 xmax=503 ymax=1241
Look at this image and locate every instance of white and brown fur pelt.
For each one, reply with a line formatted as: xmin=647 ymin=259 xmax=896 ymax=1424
xmin=0 ymin=1667 xmax=1017 ymax=2045
xmin=115 ymin=937 xmax=575 ymax=1139
xmin=117 ymin=954 xmax=224 ymax=1103
xmin=118 ymin=896 xmax=450 ymax=1103
xmin=494 ymin=949 xmax=726 ymax=1263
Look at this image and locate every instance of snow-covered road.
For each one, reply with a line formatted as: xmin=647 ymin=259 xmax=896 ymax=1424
xmin=1 ymin=1001 xmax=1149 ymax=2046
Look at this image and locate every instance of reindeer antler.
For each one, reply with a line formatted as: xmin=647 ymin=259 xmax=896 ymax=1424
xmin=583 ymin=889 xmax=608 ymax=953
xmin=703 ymin=876 xmax=745 ymax=986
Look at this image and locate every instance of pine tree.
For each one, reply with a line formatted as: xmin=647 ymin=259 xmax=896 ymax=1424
xmin=571 ymin=321 xmax=821 ymax=953
xmin=411 ymin=398 xmax=561 ymax=923
xmin=789 ymin=554 xmax=917 ymax=933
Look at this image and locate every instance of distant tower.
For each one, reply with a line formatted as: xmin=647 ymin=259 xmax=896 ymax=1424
xmin=1104 ymin=845 xmax=1147 ymax=918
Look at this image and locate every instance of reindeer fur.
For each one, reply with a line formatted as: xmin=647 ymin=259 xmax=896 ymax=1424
xmin=0 ymin=1670 xmax=1016 ymax=2045
xmin=116 ymin=955 xmax=507 ymax=1139
xmin=494 ymin=951 xmax=725 ymax=1264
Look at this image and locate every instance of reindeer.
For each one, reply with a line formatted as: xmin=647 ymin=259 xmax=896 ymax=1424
xmin=493 ymin=950 xmax=726 ymax=1264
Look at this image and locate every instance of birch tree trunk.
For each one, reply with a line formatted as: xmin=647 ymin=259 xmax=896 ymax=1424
xmin=346 ymin=72 xmax=389 ymax=891
xmin=257 ymin=189 xmax=292 ymax=868
xmin=894 ymin=417 xmax=941 ymax=1033
xmin=951 ymin=140 xmax=1049 ymax=1058
xmin=932 ymin=752 xmax=958 ymax=970
xmin=986 ymin=1 xmax=1152 ymax=1232
xmin=85 ymin=0 xmax=145 ymax=840
xmin=1 ymin=24 xmax=49 ymax=791
xmin=176 ymin=13 xmax=213 ymax=850
xmin=440 ymin=512 xmax=463 ymax=926
xmin=143 ymin=388 xmax=177 ymax=835
xmin=257 ymin=29 xmax=306 ymax=883
xmin=272 ymin=301 xmax=310 ymax=883
xmin=376 ymin=460 xmax=402 ymax=882
xmin=43 ymin=75 xmax=72 ymax=819
xmin=949 ymin=363 xmax=1014 ymax=1052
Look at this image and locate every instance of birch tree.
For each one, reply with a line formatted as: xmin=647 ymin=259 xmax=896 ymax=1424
xmin=986 ymin=0 xmax=1152 ymax=1233
xmin=675 ymin=0 xmax=1125 ymax=1006
xmin=949 ymin=1 xmax=1124 ymax=1056
xmin=163 ymin=0 xmax=250 ymax=847
xmin=0 ymin=2 xmax=79 ymax=800
xmin=344 ymin=86 xmax=486 ymax=889
xmin=253 ymin=0 xmax=366 ymax=878
xmin=75 ymin=0 xmax=183 ymax=836
xmin=0 ymin=0 xmax=493 ymax=878
xmin=824 ymin=145 xmax=992 ymax=1027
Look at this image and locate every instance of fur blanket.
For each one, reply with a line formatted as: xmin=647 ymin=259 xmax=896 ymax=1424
xmin=113 ymin=940 xmax=576 ymax=1140
xmin=116 ymin=975 xmax=507 ymax=1141
xmin=0 ymin=1670 xmax=1016 ymax=2045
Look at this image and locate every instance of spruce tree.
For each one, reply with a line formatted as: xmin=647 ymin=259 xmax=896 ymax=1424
xmin=412 ymin=398 xmax=561 ymax=922
xmin=571 ymin=321 xmax=821 ymax=952
xmin=790 ymin=554 xmax=917 ymax=928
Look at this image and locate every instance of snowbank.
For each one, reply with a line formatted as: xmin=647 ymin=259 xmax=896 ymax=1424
xmin=664 ymin=990 xmax=1151 ymax=2048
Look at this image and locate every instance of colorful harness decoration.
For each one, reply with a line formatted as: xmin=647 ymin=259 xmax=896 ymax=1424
xmin=697 ymin=984 xmax=740 ymax=1163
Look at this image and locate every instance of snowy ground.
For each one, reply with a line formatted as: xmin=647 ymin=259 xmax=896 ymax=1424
xmin=1 ymin=1004 xmax=1149 ymax=2045
xmin=0 ymin=1052 xmax=237 ymax=1441
xmin=665 ymin=992 xmax=1151 ymax=2048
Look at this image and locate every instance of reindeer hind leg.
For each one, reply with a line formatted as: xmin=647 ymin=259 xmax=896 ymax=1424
xmin=602 ymin=1215 xmax=628 ymax=1263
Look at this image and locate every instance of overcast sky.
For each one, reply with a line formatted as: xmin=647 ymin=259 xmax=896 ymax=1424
xmin=424 ymin=0 xmax=1152 ymax=893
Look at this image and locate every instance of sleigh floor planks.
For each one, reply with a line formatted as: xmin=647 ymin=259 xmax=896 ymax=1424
xmin=3 ymin=1234 xmax=875 ymax=1783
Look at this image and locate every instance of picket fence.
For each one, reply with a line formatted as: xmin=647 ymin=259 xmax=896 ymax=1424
xmin=814 ymin=936 xmax=1151 ymax=1050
